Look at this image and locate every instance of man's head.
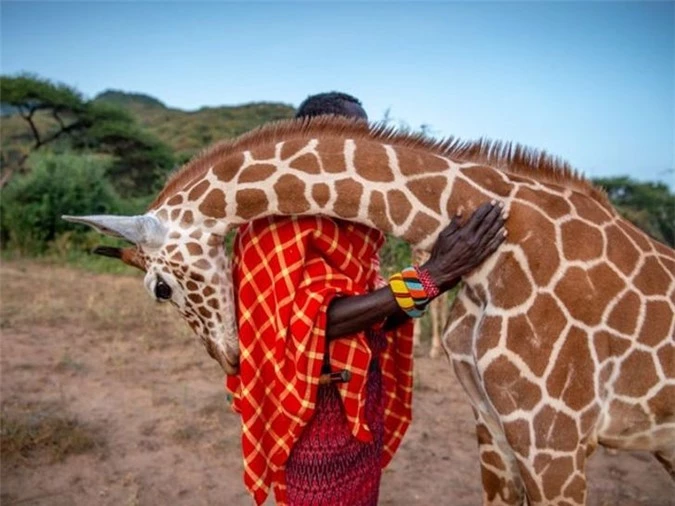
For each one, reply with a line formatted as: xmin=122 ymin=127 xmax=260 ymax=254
xmin=295 ymin=91 xmax=368 ymax=121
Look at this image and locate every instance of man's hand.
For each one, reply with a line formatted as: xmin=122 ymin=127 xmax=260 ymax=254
xmin=422 ymin=201 xmax=507 ymax=292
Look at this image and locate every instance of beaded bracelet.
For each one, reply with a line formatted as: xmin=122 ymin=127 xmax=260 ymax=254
xmin=389 ymin=266 xmax=433 ymax=318
xmin=414 ymin=265 xmax=440 ymax=298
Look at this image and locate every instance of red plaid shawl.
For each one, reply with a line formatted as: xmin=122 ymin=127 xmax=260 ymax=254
xmin=225 ymin=216 xmax=414 ymax=505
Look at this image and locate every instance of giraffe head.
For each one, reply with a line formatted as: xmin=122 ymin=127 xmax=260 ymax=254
xmin=62 ymin=213 xmax=240 ymax=375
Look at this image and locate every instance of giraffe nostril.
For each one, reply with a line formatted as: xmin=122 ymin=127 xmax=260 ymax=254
xmin=155 ymin=278 xmax=172 ymax=300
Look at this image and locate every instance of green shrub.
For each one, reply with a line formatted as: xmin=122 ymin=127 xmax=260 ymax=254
xmin=1 ymin=152 xmax=122 ymax=253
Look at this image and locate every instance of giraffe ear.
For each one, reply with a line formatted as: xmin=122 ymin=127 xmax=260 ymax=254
xmin=92 ymin=246 xmax=147 ymax=272
xmin=62 ymin=214 xmax=166 ymax=248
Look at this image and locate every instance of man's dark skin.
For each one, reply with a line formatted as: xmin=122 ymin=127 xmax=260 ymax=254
xmin=325 ymin=202 xmax=505 ymax=339
xmin=294 ymin=92 xmax=507 ymax=341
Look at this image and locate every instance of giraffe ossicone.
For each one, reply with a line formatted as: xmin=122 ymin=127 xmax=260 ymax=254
xmin=64 ymin=116 xmax=674 ymax=504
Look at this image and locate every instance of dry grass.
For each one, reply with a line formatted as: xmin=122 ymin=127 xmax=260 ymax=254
xmin=0 ymin=401 xmax=104 ymax=464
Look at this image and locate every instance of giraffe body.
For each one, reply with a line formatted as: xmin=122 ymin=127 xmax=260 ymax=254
xmin=64 ymin=118 xmax=674 ymax=504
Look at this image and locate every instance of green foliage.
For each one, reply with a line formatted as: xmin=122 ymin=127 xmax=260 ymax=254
xmin=379 ymin=236 xmax=413 ymax=278
xmin=1 ymin=73 xmax=86 ymax=115
xmin=594 ymin=176 xmax=675 ymax=247
xmin=1 ymin=152 xmax=122 ymax=253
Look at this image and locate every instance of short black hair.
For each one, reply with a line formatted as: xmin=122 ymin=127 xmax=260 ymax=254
xmin=295 ymin=91 xmax=368 ymax=120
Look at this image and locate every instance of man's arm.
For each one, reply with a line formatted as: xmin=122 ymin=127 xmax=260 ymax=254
xmin=325 ymin=201 xmax=506 ymax=340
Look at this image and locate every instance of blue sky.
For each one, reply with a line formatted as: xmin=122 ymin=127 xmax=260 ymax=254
xmin=2 ymin=1 xmax=673 ymax=187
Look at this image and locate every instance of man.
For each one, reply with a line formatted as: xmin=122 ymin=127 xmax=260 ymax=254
xmin=226 ymin=92 xmax=505 ymax=505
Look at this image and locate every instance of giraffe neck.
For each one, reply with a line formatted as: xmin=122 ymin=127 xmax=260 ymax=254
xmin=151 ymin=136 xmax=513 ymax=251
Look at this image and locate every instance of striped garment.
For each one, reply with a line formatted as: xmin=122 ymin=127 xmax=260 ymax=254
xmin=225 ymin=216 xmax=414 ymax=505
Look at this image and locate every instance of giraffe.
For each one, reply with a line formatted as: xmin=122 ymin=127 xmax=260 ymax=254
xmin=412 ymin=248 xmax=448 ymax=359
xmin=63 ymin=117 xmax=674 ymax=505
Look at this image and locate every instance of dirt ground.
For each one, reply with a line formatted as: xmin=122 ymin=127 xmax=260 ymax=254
xmin=1 ymin=261 xmax=673 ymax=505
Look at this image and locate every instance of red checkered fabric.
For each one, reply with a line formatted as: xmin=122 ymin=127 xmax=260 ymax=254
xmin=225 ymin=215 xmax=414 ymax=505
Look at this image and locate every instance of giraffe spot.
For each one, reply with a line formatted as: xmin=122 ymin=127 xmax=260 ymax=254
xmin=203 ymin=286 xmax=216 ymax=297
xmin=186 ymin=281 xmax=198 ymax=291
xmin=311 ymin=183 xmax=330 ymax=209
xmin=487 ymin=251 xmax=532 ymax=309
xmin=593 ymin=330 xmax=631 ymax=363
xmin=506 ymin=203 xmax=559 ymax=286
xmin=481 ymin=450 xmax=506 ymax=471
xmin=617 ymin=219 xmax=652 ymax=251
xmin=462 ymin=166 xmax=512 ymax=197
xmin=406 ymin=176 xmax=447 ymax=214
xmin=212 ymin=153 xmax=244 ymax=182
xmin=540 ymin=455 xmax=574 ymax=501
xmin=514 ymin=186 xmax=571 ymax=220
xmin=274 ymin=174 xmax=310 ymax=214
xmin=579 ymin=404 xmax=600 ymax=437
xmin=238 ymin=163 xmax=277 ymax=183
xmin=207 ymin=298 xmax=220 ymax=310
xmin=633 ymin=256 xmax=672 ymax=296
xmin=533 ymin=406 xmax=578 ymax=451
xmin=604 ymin=224 xmax=641 ymax=276
xmin=502 ymin=419 xmax=531 ymax=457
xmin=607 ymin=291 xmax=641 ymax=335
xmin=517 ymin=463 xmax=543 ymax=503
xmin=657 ymin=344 xmax=674 ymax=379
xmin=189 ymin=271 xmax=205 ymax=283
xmin=353 ymin=142 xmax=394 ymax=182
xmin=563 ymin=475 xmax=586 ymax=504
xmin=648 ymin=385 xmax=675 ymax=425
xmin=546 ymin=326 xmax=595 ymax=410
xmin=475 ymin=423 xmax=493 ymax=445
xmin=166 ymin=244 xmax=178 ymax=254
xmin=483 ymin=356 xmax=542 ymax=415
xmin=638 ymin=300 xmax=672 ymax=346
xmin=198 ymin=307 xmax=212 ymax=319
xmin=561 ymin=220 xmax=604 ymax=261
xmin=447 ymin=177 xmax=490 ymax=217
xmin=186 ymin=242 xmax=203 ymax=256
xmin=188 ymin=180 xmax=210 ymax=201
xmin=613 ymin=350 xmax=659 ymax=397
xmin=387 ymin=189 xmax=412 ymax=226
xmin=290 ymin=152 xmax=322 ymax=174
xmin=204 ymin=218 xmax=218 ymax=228
xmin=396 ymin=147 xmax=449 ymax=176
xmin=249 ymin=143 xmax=276 ymax=160
xmin=316 ymin=138 xmax=347 ymax=173
xmin=569 ymin=192 xmax=613 ymax=224
xmin=367 ymin=191 xmax=392 ymax=233
xmin=170 ymin=209 xmax=180 ymax=221
xmin=199 ymin=189 xmax=227 ymax=219
xmin=188 ymin=293 xmax=204 ymax=304
xmin=189 ymin=229 xmax=203 ymax=240
xmin=167 ymin=194 xmax=183 ymax=206
xmin=180 ymin=210 xmax=194 ymax=228
xmin=406 ymin=212 xmax=440 ymax=246
xmin=171 ymin=251 xmax=184 ymax=262
xmin=333 ymin=179 xmax=363 ymax=219
xmin=481 ymin=468 xmax=521 ymax=504
xmin=603 ymin=399 xmax=652 ymax=438
xmin=194 ymin=258 xmax=212 ymax=270
xmin=236 ymin=189 xmax=269 ymax=220
xmin=554 ymin=264 xmax=624 ymax=326
xmin=506 ymin=294 xmax=566 ymax=376
xmin=475 ymin=315 xmax=502 ymax=360
xmin=444 ymin=313 xmax=475 ymax=356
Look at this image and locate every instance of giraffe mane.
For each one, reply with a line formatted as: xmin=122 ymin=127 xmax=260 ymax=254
xmin=151 ymin=116 xmax=611 ymax=210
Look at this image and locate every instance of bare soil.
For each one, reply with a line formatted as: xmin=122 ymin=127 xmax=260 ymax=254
xmin=1 ymin=261 xmax=673 ymax=505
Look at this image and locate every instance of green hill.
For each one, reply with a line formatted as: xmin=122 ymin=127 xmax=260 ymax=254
xmin=93 ymin=90 xmax=295 ymax=158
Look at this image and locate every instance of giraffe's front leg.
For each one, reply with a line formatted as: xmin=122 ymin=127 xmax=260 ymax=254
xmin=473 ymin=408 xmax=526 ymax=505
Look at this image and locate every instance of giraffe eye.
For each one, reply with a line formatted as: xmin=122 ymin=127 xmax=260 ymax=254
xmin=155 ymin=278 xmax=172 ymax=301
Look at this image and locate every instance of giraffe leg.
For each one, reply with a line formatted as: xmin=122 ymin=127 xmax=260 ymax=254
xmin=474 ymin=410 xmax=526 ymax=505
xmin=500 ymin=419 xmax=593 ymax=506
xmin=412 ymin=317 xmax=422 ymax=348
xmin=429 ymin=297 xmax=442 ymax=359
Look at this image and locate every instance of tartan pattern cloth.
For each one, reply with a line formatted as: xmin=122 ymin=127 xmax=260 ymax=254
xmin=225 ymin=215 xmax=414 ymax=505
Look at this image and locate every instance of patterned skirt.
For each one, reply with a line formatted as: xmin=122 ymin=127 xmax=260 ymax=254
xmin=285 ymin=336 xmax=385 ymax=506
